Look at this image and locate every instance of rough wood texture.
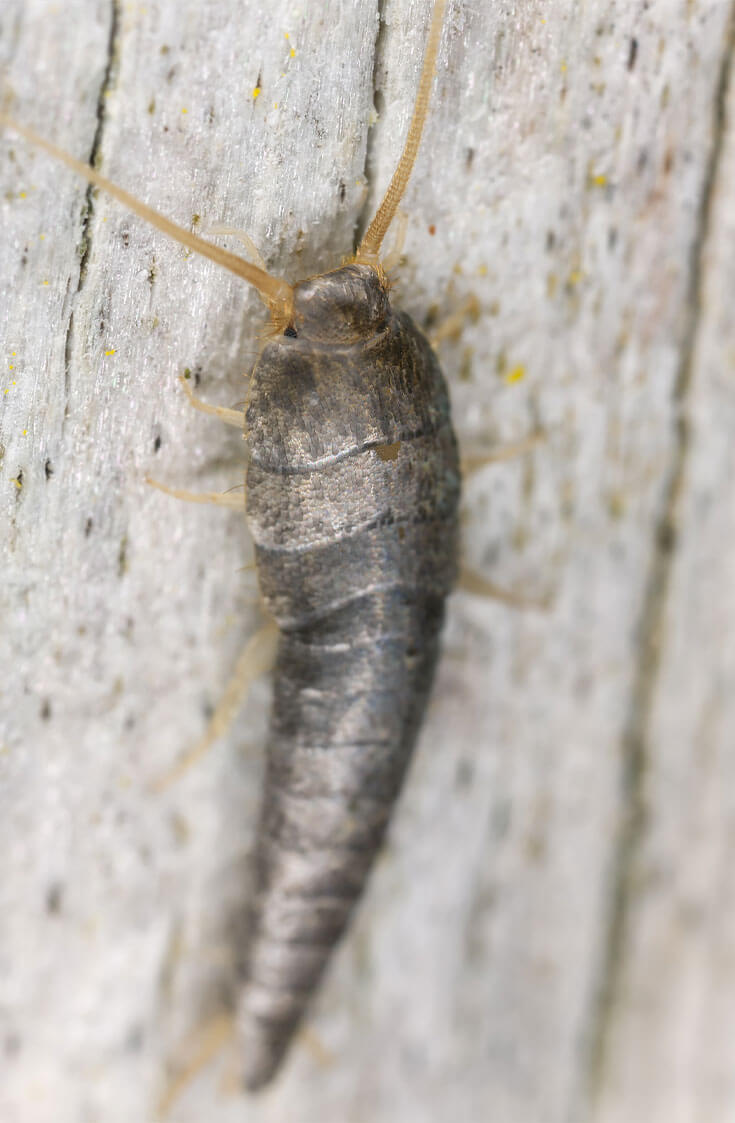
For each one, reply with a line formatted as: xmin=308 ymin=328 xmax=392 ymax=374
xmin=1 ymin=2 xmax=734 ymax=1121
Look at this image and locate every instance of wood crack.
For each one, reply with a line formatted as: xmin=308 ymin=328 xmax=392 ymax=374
xmin=354 ymin=0 xmax=389 ymax=251
xmin=578 ymin=7 xmax=735 ymax=1116
xmin=62 ymin=0 xmax=121 ymax=410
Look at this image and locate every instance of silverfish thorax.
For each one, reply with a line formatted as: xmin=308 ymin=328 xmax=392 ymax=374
xmin=241 ymin=264 xmax=460 ymax=1086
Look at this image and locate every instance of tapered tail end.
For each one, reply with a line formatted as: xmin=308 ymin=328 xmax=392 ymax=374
xmin=239 ymin=1003 xmax=296 ymax=1092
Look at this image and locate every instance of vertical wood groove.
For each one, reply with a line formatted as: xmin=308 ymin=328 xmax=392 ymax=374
xmin=580 ymin=8 xmax=735 ymax=1115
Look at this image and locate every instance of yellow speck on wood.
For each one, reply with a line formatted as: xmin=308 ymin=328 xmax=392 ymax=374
xmin=253 ymin=86 xmax=261 ymax=100
xmin=181 ymin=107 xmax=188 ymax=114
xmin=477 ymin=264 xmax=488 ymax=277
xmin=105 ymin=349 xmax=116 ymax=357
xmin=290 ymin=48 xmax=296 ymax=57
xmin=11 ymin=477 xmax=22 ymax=489
xmin=608 ymin=490 xmax=626 ymax=519
xmin=505 ymin=365 xmax=526 ymax=385
xmin=590 ymin=173 xmax=607 ymax=187
xmin=560 ymin=60 xmax=567 ymax=73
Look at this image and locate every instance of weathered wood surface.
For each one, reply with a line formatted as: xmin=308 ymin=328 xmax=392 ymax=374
xmin=1 ymin=1 xmax=734 ymax=1120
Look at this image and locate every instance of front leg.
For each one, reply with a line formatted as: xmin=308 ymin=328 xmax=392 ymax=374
xmin=179 ymin=375 xmax=246 ymax=429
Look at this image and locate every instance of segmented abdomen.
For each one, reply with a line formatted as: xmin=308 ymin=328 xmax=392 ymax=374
xmin=241 ymin=302 xmax=460 ymax=1088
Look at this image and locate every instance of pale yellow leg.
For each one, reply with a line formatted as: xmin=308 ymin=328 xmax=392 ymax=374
xmin=154 ymin=1009 xmax=332 ymax=1117
xmin=218 ymin=1046 xmax=246 ymax=1098
xmin=429 ymin=294 xmax=481 ymax=348
xmin=145 ymin=476 xmax=245 ymax=510
xmin=297 ymin=1024 xmax=335 ymax=1069
xmin=461 ymin=432 xmax=544 ymax=475
xmin=156 ymin=1013 xmax=235 ymax=1118
xmin=179 ymin=375 xmax=246 ymax=429
xmin=382 ymin=210 xmax=409 ymax=272
xmin=152 ymin=622 xmax=278 ymax=792
xmin=458 ymin=568 xmax=551 ymax=611
xmin=204 ymin=224 xmax=268 ymax=272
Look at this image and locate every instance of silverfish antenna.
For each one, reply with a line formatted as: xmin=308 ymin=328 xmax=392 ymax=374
xmin=355 ymin=0 xmax=447 ymax=264
xmin=0 ymin=113 xmax=294 ymax=325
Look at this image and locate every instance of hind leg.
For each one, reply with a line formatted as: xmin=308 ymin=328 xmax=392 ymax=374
xmin=461 ymin=432 xmax=544 ymax=475
xmin=156 ymin=1013 xmax=236 ymax=1117
xmin=460 ymin=432 xmax=551 ymax=608
xmin=156 ymin=1009 xmax=333 ymax=1116
xmin=458 ymin=568 xmax=552 ymax=610
xmin=152 ymin=622 xmax=278 ymax=792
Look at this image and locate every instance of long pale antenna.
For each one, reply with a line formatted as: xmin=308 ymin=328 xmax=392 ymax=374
xmin=0 ymin=114 xmax=294 ymax=322
xmin=356 ymin=0 xmax=447 ymax=264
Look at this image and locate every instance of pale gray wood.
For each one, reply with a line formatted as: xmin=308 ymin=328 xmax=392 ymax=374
xmin=1 ymin=2 xmax=734 ymax=1122
xmin=592 ymin=17 xmax=735 ymax=1122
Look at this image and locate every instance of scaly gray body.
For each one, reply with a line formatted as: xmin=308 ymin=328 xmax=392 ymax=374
xmin=240 ymin=264 xmax=460 ymax=1088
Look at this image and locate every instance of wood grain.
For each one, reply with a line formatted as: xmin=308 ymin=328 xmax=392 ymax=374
xmin=1 ymin=2 xmax=734 ymax=1120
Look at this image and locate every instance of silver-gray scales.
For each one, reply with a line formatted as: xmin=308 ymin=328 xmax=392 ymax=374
xmin=242 ymin=260 xmax=460 ymax=1086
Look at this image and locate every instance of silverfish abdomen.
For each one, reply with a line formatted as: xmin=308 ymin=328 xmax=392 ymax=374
xmin=240 ymin=264 xmax=460 ymax=1088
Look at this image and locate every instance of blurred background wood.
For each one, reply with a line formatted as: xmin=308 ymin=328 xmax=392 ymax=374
xmin=1 ymin=2 xmax=734 ymax=1120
